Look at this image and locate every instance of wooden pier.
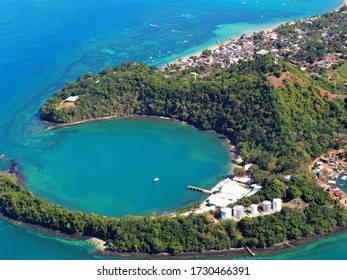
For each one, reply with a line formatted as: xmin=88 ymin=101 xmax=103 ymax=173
xmin=187 ymin=186 xmax=212 ymax=195
xmin=244 ymin=246 xmax=255 ymax=257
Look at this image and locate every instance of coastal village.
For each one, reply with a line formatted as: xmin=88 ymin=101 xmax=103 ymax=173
xmin=310 ymin=149 xmax=347 ymax=208
xmin=166 ymin=5 xmax=347 ymax=103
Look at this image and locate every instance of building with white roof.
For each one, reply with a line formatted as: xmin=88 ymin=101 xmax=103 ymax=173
xmin=64 ymin=96 xmax=79 ymax=102
xmin=233 ymin=176 xmax=252 ymax=185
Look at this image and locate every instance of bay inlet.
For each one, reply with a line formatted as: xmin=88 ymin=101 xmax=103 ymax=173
xmin=0 ymin=0 xmax=346 ymax=259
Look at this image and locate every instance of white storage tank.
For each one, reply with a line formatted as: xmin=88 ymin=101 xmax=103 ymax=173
xmin=263 ymin=200 xmax=272 ymax=212
xmin=250 ymin=204 xmax=258 ymax=215
xmin=273 ymin=198 xmax=282 ymax=211
xmin=233 ymin=205 xmax=245 ymax=219
xmin=220 ymin=207 xmax=232 ymax=220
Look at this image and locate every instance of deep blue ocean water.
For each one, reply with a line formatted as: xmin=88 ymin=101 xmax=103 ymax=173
xmin=0 ymin=0 xmax=346 ymax=259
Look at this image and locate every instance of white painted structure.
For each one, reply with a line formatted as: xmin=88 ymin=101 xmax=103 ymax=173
xmin=220 ymin=181 xmax=249 ymax=197
xmin=328 ymin=180 xmax=336 ymax=185
xmin=263 ymin=200 xmax=272 ymax=212
xmin=256 ymin=49 xmax=269 ymax=56
xmin=233 ymin=176 xmax=252 ymax=185
xmin=250 ymin=184 xmax=262 ymax=190
xmin=207 ymin=179 xmax=250 ymax=207
xmin=233 ymin=205 xmax=245 ymax=219
xmin=220 ymin=207 xmax=232 ymax=220
xmin=273 ymin=198 xmax=282 ymax=211
xmin=194 ymin=206 xmax=216 ymax=215
xmin=207 ymin=195 xmax=231 ymax=208
xmin=244 ymin=163 xmax=252 ymax=171
xmin=64 ymin=96 xmax=79 ymax=102
xmin=250 ymin=204 xmax=258 ymax=215
xmin=284 ymin=175 xmax=292 ymax=181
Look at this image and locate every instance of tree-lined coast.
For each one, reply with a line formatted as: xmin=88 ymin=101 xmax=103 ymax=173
xmin=1 ymin=6 xmax=347 ymax=256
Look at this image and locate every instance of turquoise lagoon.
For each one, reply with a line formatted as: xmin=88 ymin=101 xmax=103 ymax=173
xmin=0 ymin=0 xmax=346 ymax=259
xmin=22 ymin=119 xmax=230 ymax=217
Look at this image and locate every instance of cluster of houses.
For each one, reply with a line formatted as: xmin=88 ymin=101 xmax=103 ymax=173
xmin=171 ymin=13 xmax=346 ymax=81
xmin=313 ymin=156 xmax=347 ymax=198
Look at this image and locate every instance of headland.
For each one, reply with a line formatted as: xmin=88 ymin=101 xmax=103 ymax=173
xmin=1 ymin=5 xmax=347 ymax=258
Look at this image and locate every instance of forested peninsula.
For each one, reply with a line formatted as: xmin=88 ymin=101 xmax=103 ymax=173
xmin=1 ymin=8 xmax=347 ymax=256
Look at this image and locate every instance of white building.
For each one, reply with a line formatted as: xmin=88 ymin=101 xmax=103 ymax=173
xmin=284 ymin=175 xmax=292 ymax=181
xmin=250 ymin=184 xmax=262 ymax=190
xmin=250 ymin=204 xmax=259 ymax=215
xmin=233 ymin=176 xmax=252 ymax=185
xmin=233 ymin=205 xmax=245 ymax=219
xmin=256 ymin=49 xmax=269 ymax=56
xmin=273 ymin=198 xmax=282 ymax=211
xmin=220 ymin=207 xmax=232 ymax=220
xmin=263 ymin=200 xmax=272 ymax=212
xmin=194 ymin=206 xmax=215 ymax=215
xmin=207 ymin=195 xmax=231 ymax=208
xmin=64 ymin=96 xmax=79 ymax=102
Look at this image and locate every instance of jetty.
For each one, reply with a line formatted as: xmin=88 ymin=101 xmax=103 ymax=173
xmin=187 ymin=186 xmax=212 ymax=195
xmin=244 ymin=246 xmax=255 ymax=257
xmin=285 ymin=241 xmax=295 ymax=249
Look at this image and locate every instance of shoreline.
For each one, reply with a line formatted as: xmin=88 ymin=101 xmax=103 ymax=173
xmin=161 ymin=0 xmax=346 ymax=68
xmin=45 ymin=114 xmax=183 ymax=130
xmin=161 ymin=23 xmax=280 ymax=69
xmin=45 ymin=114 xmax=236 ymax=172
xmin=0 ymin=213 xmax=105 ymax=254
xmin=3 ymin=1 xmax=344 ymax=259
xmin=97 ymin=225 xmax=347 ymax=259
xmin=1 ymin=206 xmax=347 ymax=259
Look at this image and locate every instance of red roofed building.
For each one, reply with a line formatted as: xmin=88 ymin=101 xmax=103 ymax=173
xmin=330 ymin=186 xmax=340 ymax=192
xmin=334 ymin=191 xmax=344 ymax=197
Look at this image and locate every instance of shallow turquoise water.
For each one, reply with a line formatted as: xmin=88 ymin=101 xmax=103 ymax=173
xmin=0 ymin=0 xmax=345 ymax=259
xmin=0 ymin=220 xmax=105 ymax=260
xmin=238 ymin=230 xmax=347 ymax=260
xmin=21 ymin=119 xmax=230 ymax=217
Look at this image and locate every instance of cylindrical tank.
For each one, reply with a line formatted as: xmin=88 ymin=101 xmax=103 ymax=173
xmin=250 ymin=204 xmax=258 ymax=215
xmin=263 ymin=200 xmax=272 ymax=212
xmin=273 ymin=198 xmax=282 ymax=211
xmin=233 ymin=205 xmax=245 ymax=219
xmin=220 ymin=207 xmax=232 ymax=220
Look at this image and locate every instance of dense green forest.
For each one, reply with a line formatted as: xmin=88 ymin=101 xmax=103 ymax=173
xmin=40 ymin=56 xmax=347 ymax=173
xmin=3 ymin=56 xmax=346 ymax=255
xmin=2 ymin=9 xmax=347 ymax=255
xmin=1 ymin=173 xmax=346 ymax=253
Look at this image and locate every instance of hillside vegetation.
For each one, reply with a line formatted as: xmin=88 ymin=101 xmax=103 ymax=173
xmin=2 ymin=9 xmax=347 ymax=255
xmin=1 ymin=172 xmax=346 ymax=253
xmin=40 ymin=56 xmax=347 ymax=174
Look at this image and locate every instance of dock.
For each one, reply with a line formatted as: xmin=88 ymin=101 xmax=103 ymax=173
xmin=285 ymin=241 xmax=295 ymax=249
xmin=244 ymin=246 xmax=255 ymax=257
xmin=187 ymin=186 xmax=212 ymax=195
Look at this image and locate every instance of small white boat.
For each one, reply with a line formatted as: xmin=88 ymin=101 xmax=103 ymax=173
xmin=341 ymin=175 xmax=347 ymax=181
xmin=153 ymin=178 xmax=160 ymax=182
xmin=0 ymin=154 xmax=5 ymax=160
